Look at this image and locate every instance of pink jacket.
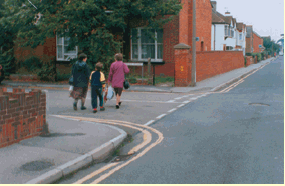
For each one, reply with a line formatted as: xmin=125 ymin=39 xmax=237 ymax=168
xmin=108 ymin=61 xmax=129 ymax=88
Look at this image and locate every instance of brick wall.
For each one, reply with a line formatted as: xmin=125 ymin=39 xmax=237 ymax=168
xmin=195 ymin=51 xmax=244 ymax=82
xmin=253 ymin=33 xmax=263 ymax=53
xmin=245 ymin=56 xmax=253 ymax=67
xmin=0 ymin=88 xmax=46 ymax=148
xmin=195 ymin=0 xmax=212 ymax=51
xmin=14 ymin=37 xmax=56 ymax=63
xmin=246 ymin=37 xmax=252 ymax=53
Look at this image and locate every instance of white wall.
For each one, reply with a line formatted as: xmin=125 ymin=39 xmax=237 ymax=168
xmin=212 ymin=24 xmax=226 ymax=51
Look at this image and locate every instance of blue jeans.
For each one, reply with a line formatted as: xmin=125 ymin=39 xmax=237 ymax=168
xmin=91 ymin=86 xmax=103 ymax=109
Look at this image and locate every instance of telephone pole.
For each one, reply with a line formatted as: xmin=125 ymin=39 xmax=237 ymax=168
xmin=190 ymin=0 xmax=196 ymax=87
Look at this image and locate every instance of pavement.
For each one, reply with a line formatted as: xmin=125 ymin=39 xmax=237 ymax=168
xmin=0 ymin=57 xmax=276 ymax=184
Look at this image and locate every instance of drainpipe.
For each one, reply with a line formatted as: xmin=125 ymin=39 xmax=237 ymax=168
xmin=214 ymin=25 xmax=216 ymax=50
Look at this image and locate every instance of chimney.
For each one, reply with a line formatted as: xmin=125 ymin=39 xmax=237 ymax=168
xmin=211 ymin=1 xmax=217 ymax=11
xmin=225 ymin=11 xmax=231 ymax=15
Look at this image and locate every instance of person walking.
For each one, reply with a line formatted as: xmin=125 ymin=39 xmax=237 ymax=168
xmin=89 ymin=62 xmax=106 ymax=113
xmin=71 ymin=53 xmax=90 ymax=110
xmin=107 ymin=53 xmax=129 ymax=109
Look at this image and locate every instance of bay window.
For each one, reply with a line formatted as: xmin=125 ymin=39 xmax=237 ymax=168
xmin=131 ymin=28 xmax=163 ymax=61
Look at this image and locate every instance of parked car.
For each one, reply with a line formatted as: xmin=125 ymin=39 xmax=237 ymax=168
xmin=0 ymin=65 xmax=5 ymax=84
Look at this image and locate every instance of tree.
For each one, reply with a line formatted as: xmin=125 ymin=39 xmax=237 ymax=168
xmin=263 ymin=37 xmax=280 ymax=55
xmin=0 ymin=0 xmax=182 ymax=72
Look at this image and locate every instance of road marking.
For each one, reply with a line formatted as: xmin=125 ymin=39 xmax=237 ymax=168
xmin=144 ymin=120 xmax=155 ymax=126
xmin=223 ymin=80 xmax=244 ymax=92
xmin=73 ymin=163 xmax=119 ymax=184
xmin=52 ymin=115 xmax=162 ymax=184
xmin=174 ymin=97 xmax=183 ymax=100
xmin=86 ymin=99 xmax=182 ymax=104
xmin=168 ymin=108 xmax=177 ymax=113
xmin=57 ymin=116 xmax=164 ymax=184
xmin=218 ymin=62 xmax=270 ymax=93
xmin=177 ymin=104 xmax=185 ymax=108
xmin=220 ymin=79 xmax=244 ymax=93
xmin=167 ymin=100 xmax=176 ymax=103
xmin=183 ymin=100 xmax=190 ymax=104
xmin=189 ymin=97 xmax=197 ymax=100
xmin=156 ymin=114 xmax=166 ymax=119
xmin=90 ymin=127 xmax=164 ymax=184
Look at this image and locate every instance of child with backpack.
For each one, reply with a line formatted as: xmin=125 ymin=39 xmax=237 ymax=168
xmin=89 ymin=62 xmax=106 ymax=113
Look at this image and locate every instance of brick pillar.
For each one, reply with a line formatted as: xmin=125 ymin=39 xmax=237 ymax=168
xmin=174 ymin=43 xmax=191 ymax=87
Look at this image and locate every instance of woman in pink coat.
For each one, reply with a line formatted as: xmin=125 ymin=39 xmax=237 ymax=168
xmin=107 ymin=53 xmax=130 ymax=109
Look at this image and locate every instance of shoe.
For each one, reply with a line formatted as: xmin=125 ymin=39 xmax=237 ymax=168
xmin=73 ymin=102 xmax=77 ymax=110
xmin=93 ymin=109 xmax=97 ymax=113
xmin=116 ymin=105 xmax=119 ymax=109
xmin=100 ymin=107 xmax=105 ymax=111
xmin=119 ymin=102 xmax=122 ymax=106
xmin=81 ymin=106 xmax=87 ymax=110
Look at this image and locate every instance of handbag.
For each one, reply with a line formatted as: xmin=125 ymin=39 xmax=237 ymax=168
xmin=123 ymin=79 xmax=130 ymax=89
xmin=123 ymin=73 xmax=130 ymax=89
xmin=69 ymin=76 xmax=73 ymax=85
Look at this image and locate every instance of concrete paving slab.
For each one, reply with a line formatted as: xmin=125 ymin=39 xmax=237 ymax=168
xmin=0 ymin=144 xmax=80 ymax=184
xmin=0 ymin=115 xmax=126 ymax=184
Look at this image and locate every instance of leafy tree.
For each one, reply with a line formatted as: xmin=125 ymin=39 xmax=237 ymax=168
xmin=0 ymin=0 xmax=182 ymax=72
xmin=263 ymin=37 xmax=281 ymax=55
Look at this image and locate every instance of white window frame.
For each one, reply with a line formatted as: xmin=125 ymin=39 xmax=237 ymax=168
xmin=56 ymin=33 xmax=78 ymax=61
xmin=131 ymin=28 xmax=163 ymax=62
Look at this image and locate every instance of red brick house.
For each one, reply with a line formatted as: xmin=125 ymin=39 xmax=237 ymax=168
xmin=14 ymin=0 xmax=213 ymax=77
xmin=246 ymin=25 xmax=263 ymax=54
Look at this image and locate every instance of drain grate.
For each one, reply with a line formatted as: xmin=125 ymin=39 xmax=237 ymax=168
xmin=249 ymin=103 xmax=270 ymax=106
xmin=40 ymin=133 xmax=85 ymax=137
xmin=21 ymin=160 xmax=54 ymax=171
xmin=111 ymin=154 xmax=134 ymax=162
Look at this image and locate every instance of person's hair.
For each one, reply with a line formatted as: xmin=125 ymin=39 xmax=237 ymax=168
xmin=95 ymin=62 xmax=103 ymax=71
xmin=115 ymin=53 xmax=123 ymax=61
xmin=78 ymin=53 xmax=87 ymax=61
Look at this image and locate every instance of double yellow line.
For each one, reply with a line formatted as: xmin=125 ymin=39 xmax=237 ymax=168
xmin=219 ymin=63 xmax=269 ymax=93
xmin=55 ymin=116 xmax=164 ymax=184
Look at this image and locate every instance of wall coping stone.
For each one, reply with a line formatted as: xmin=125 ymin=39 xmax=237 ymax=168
xmin=174 ymin=43 xmax=191 ymax=49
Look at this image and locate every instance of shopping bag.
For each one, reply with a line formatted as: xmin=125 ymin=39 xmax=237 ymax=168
xmin=106 ymin=86 xmax=114 ymax=100
xmin=69 ymin=76 xmax=73 ymax=85
xmin=69 ymin=86 xmax=73 ymax=92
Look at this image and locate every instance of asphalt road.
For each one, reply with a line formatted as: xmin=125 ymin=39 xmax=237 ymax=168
xmin=55 ymin=56 xmax=284 ymax=184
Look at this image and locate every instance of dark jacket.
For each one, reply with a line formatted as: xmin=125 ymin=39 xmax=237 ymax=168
xmin=72 ymin=61 xmax=90 ymax=88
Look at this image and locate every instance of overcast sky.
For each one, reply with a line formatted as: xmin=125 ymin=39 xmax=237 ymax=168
xmin=215 ymin=0 xmax=284 ymax=43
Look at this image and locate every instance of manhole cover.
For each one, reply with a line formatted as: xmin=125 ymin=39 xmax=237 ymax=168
xmin=249 ymin=103 xmax=270 ymax=106
xmin=40 ymin=133 xmax=85 ymax=137
xmin=21 ymin=160 xmax=54 ymax=171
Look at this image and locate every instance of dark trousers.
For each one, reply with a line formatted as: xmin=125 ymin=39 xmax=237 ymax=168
xmin=91 ymin=86 xmax=103 ymax=109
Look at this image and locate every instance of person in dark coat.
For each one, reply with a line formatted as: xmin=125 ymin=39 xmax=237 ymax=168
xmin=0 ymin=65 xmax=4 ymax=84
xmin=71 ymin=53 xmax=90 ymax=110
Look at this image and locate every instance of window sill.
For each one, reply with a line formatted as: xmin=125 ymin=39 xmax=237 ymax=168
xmin=130 ymin=59 xmax=165 ymax=64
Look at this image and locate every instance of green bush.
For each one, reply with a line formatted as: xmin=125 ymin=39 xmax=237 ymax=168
xmin=0 ymin=48 xmax=16 ymax=76
xmin=37 ymin=60 xmax=56 ymax=81
xmin=155 ymin=76 xmax=174 ymax=84
xmin=128 ymin=76 xmax=137 ymax=84
xmin=256 ymin=53 xmax=261 ymax=62
xmin=245 ymin=53 xmax=252 ymax=56
xmin=57 ymin=72 xmax=71 ymax=81
xmin=244 ymin=56 xmax=247 ymax=67
xmin=23 ymin=56 xmax=42 ymax=72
